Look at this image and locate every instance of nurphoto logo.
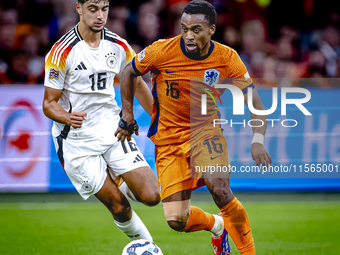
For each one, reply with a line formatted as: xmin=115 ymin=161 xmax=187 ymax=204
xmin=200 ymin=85 xmax=312 ymax=128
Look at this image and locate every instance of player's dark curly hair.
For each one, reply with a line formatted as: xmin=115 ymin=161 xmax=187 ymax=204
xmin=182 ymin=0 xmax=216 ymax=26
xmin=78 ymin=0 xmax=111 ymax=4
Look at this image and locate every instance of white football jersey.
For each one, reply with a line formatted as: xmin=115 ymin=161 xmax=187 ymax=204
xmin=44 ymin=24 xmax=135 ymax=140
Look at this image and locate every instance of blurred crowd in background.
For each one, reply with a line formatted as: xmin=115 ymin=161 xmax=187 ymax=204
xmin=0 ymin=0 xmax=339 ymax=86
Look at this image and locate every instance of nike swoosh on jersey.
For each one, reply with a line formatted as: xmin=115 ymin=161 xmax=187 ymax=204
xmin=165 ymin=69 xmax=176 ymax=73
xmin=210 ymin=156 xmax=222 ymax=160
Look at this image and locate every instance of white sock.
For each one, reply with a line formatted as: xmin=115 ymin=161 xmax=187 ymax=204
xmin=118 ymin=182 xmax=138 ymax=202
xmin=211 ymin=214 xmax=224 ymax=237
xmin=114 ymin=210 xmax=153 ymax=241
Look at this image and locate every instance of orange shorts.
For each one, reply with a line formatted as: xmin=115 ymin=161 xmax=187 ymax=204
xmin=155 ymin=126 xmax=229 ymax=200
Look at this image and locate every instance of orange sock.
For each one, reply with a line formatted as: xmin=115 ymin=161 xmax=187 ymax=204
xmin=182 ymin=206 xmax=215 ymax=233
xmin=221 ymin=198 xmax=255 ymax=255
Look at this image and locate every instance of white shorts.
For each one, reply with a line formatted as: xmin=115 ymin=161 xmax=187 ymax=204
xmin=53 ymin=135 xmax=149 ymax=200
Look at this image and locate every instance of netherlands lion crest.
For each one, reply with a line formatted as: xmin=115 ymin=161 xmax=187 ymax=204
xmin=204 ymin=69 xmax=220 ymax=86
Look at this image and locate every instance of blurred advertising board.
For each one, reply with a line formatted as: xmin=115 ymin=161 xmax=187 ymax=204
xmin=1 ymin=83 xmax=340 ymax=192
xmin=0 ymin=86 xmax=51 ymax=192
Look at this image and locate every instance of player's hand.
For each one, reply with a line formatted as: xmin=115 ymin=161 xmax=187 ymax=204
xmin=115 ymin=117 xmax=139 ymax=142
xmin=251 ymin=143 xmax=272 ymax=169
xmin=69 ymin=111 xmax=87 ymax=129
xmin=115 ymin=127 xmax=133 ymax=142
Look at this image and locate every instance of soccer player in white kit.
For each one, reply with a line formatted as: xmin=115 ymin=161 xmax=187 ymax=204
xmin=42 ymin=0 xmax=160 ymax=242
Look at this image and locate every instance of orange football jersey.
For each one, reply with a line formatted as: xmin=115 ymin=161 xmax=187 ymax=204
xmin=132 ymin=35 xmax=254 ymax=145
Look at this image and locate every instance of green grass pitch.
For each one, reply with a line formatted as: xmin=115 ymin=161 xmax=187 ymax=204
xmin=0 ymin=192 xmax=339 ymax=255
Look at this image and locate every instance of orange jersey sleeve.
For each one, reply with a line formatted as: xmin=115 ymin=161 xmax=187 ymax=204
xmin=227 ymin=49 xmax=250 ymax=79
xmin=132 ymin=40 xmax=162 ymax=75
xmin=220 ymin=46 xmax=253 ymax=92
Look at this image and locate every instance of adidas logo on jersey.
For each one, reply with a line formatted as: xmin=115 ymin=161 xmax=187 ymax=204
xmin=133 ymin=154 xmax=144 ymax=163
xmin=75 ymin=62 xmax=87 ymax=70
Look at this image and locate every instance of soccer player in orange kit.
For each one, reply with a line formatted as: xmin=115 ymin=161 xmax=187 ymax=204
xmin=115 ymin=1 xmax=272 ymax=254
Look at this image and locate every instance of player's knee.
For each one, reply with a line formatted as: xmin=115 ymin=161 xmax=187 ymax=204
xmin=209 ymin=184 xmax=234 ymax=208
xmin=167 ymin=220 xmax=187 ymax=232
xmin=208 ymin=178 xmax=231 ymax=198
xmin=163 ymin=199 xmax=190 ymax=231
xmin=137 ymin=190 xmax=161 ymax=207
xmin=212 ymin=186 xmax=229 ymax=198
xmin=145 ymin=191 xmax=161 ymax=207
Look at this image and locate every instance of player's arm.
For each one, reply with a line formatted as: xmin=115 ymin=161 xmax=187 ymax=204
xmin=227 ymin=49 xmax=272 ymax=167
xmin=115 ymin=61 xmax=140 ymax=141
xmin=42 ymin=87 xmax=86 ymax=129
xmin=115 ymin=42 xmax=158 ymax=141
xmin=244 ymin=88 xmax=272 ymax=167
xmin=134 ymin=77 xmax=152 ymax=117
xmin=116 ymin=71 xmax=152 ymax=117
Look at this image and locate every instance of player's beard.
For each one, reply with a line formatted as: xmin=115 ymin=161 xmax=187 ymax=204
xmin=186 ymin=40 xmax=210 ymax=59
xmin=185 ymin=47 xmax=201 ymax=59
xmin=186 ymin=51 xmax=201 ymax=59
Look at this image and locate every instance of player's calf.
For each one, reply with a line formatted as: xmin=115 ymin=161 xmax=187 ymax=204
xmin=96 ymin=190 xmax=132 ymax=222
xmin=110 ymin=203 xmax=132 ymax=222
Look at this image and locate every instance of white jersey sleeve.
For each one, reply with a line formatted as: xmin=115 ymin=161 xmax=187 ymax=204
xmin=44 ymin=29 xmax=79 ymax=90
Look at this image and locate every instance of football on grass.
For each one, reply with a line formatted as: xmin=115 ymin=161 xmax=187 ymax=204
xmin=121 ymin=239 xmax=163 ymax=255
